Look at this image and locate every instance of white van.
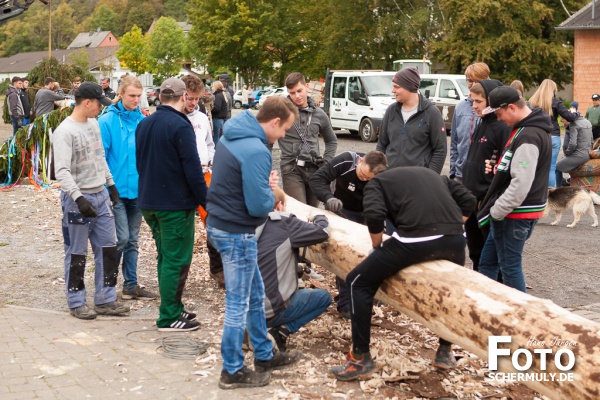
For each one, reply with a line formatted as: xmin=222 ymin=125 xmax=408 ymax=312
xmin=323 ymin=69 xmax=468 ymax=142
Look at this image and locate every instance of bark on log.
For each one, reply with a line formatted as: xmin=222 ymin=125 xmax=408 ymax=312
xmin=287 ymin=197 xmax=600 ymax=400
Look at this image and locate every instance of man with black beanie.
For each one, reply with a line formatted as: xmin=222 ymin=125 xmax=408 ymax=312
xmin=376 ymin=67 xmax=446 ymax=172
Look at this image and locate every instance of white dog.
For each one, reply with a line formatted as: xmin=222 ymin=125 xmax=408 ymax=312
xmin=545 ymin=187 xmax=600 ymax=228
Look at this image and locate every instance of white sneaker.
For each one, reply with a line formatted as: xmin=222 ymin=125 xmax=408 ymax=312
xmin=305 ymin=269 xmax=325 ymax=281
xmin=297 ymin=278 xmax=306 ymax=289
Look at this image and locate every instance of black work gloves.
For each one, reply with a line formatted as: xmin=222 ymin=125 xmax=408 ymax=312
xmin=75 ymin=196 xmax=97 ymax=218
xmin=108 ymin=185 xmax=120 ymax=207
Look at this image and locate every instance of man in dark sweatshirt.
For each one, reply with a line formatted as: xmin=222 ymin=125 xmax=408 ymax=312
xmin=477 ymin=86 xmax=552 ymax=292
xmin=461 ymin=80 xmax=511 ymax=271
xmin=136 ymin=78 xmax=208 ymax=332
xmin=330 ymin=167 xmax=476 ymax=381
xmin=376 ymin=67 xmax=446 ymax=172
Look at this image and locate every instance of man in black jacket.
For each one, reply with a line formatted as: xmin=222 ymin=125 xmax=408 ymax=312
xmin=461 ymin=80 xmax=511 ymax=271
xmin=309 ymin=150 xmax=387 ymax=318
xmin=20 ymin=78 xmax=32 ymax=125
xmin=330 ymin=167 xmax=476 ymax=381
xmin=477 ymin=86 xmax=552 ymax=293
xmin=376 ymin=68 xmax=446 ymax=172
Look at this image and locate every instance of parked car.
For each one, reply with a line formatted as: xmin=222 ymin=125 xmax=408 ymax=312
xmin=256 ymin=87 xmax=287 ymax=109
xmin=233 ymin=90 xmax=256 ymax=109
xmin=146 ymin=87 xmax=161 ymax=106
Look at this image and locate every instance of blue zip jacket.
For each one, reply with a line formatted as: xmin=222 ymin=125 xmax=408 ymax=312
xmin=136 ymin=105 xmax=207 ymax=210
xmin=99 ymin=101 xmax=145 ymax=199
xmin=206 ymin=110 xmax=274 ymax=233
xmin=450 ymin=97 xmax=478 ymax=179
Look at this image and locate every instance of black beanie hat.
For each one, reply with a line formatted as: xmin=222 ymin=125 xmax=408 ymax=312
xmin=392 ymin=67 xmax=420 ymax=93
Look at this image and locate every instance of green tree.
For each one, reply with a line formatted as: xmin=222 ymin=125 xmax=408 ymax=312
xmin=26 ymin=56 xmax=95 ymax=88
xmin=51 ymin=0 xmax=78 ymax=50
xmin=67 ymin=48 xmax=90 ymax=71
xmin=116 ymin=25 xmax=150 ymax=75
xmin=83 ymin=4 xmax=121 ymax=36
xmin=432 ymin=0 xmax=587 ymax=89
xmin=147 ymin=17 xmax=185 ymax=80
xmin=123 ymin=0 xmax=163 ymax=33
xmin=163 ymin=0 xmax=188 ymax=21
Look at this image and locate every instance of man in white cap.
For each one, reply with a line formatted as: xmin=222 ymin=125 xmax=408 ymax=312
xmin=586 ymin=93 xmax=600 ymax=140
xmin=135 ymin=78 xmax=208 ymax=332
xmin=376 ymin=67 xmax=446 ymax=172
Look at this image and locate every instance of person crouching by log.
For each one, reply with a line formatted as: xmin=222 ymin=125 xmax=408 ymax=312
xmin=309 ymin=150 xmax=388 ymax=319
xmin=257 ymin=187 xmax=332 ymax=352
xmin=330 ymin=166 xmax=476 ymax=380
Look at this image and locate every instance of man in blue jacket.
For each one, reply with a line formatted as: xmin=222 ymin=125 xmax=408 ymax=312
xmin=99 ymin=76 xmax=157 ymax=301
xmin=206 ymin=97 xmax=302 ymax=389
xmin=136 ymin=78 xmax=207 ymax=332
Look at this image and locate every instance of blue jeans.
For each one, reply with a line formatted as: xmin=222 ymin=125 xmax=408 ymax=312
xmin=113 ymin=198 xmax=143 ymax=291
xmin=548 ymin=135 xmax=561 ymax=187
xmin=10 ymin=117 xmax=20 ymax=134
xmin=212 ymin=118 xmax=225 ymax=146
xmin=478 ymin=218 xmax=537 ymax=292
xmin=267 ymin=289 xmax=331 ymax=333
xmin=207 ymin=226 xmax=274 ymax=374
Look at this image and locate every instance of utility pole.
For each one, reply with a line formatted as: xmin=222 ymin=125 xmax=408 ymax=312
xmin=48 ymin=0 xmax=52 ymax=58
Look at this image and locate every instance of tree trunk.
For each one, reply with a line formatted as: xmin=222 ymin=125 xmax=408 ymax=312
xmin=287 ymin=197 xmax=600 ymax=400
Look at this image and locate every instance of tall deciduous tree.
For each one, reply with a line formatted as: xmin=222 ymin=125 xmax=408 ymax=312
xmin=116 ymin=25 xmax=150 ymax=75
xmin=123 ymin=0 xmax=163 ymax=33
xmin=83 ymin=4 xmax=121 ymax=36
xmin=432 ymin=0 xmax=586 ymax=89
xmin=147 ymin=17 xmax=185 ymax=80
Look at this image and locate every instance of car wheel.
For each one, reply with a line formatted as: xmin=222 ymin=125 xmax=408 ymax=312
xmin=359 ymin=118 xmax=377 ymax=142
xmin=255 ymin=103 xmax=261 ymax=110
xmin=154 ymin=99 xmax=161 ymax=106
xmin=234 ymin=101 xmax=242 ymax=109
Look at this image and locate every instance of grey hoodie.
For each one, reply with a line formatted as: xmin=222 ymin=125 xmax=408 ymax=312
xmin=376 ymin=94 xmax=446 ymax=173
xmin=6 ymin=85 xmax=24 ymax=120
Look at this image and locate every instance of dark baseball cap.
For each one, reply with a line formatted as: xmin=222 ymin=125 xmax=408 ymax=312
xmin=482 ymin=86 xmax=521 ymax=115
xmin=218 ymin=74 xmax=229 ymax=81
xmin=75 ymin=82 xmax=112 ymax=106
xmin=592 ymin=94 xmax=600 ymax=101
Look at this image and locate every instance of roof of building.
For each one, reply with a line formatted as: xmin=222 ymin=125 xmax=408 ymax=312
xmin=67 ymin=31 xmax=115 ymax=48
xmin=0 ymin=47 xmax=119 ymax=74
xmin=556 ymin=1 xmax=600 ymax=30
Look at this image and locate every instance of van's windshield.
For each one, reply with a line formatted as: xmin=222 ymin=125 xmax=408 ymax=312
xmin=362 ymin=75 xmax=394 ymax=97
xmin=457 ymin=78 xmax=469 ymax=97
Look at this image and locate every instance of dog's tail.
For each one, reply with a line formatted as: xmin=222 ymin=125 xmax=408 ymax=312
xmin=588 ymin=190 xmax=600 ymax=205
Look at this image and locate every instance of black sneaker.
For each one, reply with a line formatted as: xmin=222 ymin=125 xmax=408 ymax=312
xmin=157 ymin=317 xmax=200 ymax=332
xmin=94 ymin=301 xmax=130 ymax=315
xmin=218 ymin=367 xmax=270 ymax=390
xmin=329 ymin=351 xmax=377 ymax=381
xmin=254 ymin=349 xmax=302 ymax=372
xmin=180 ymin=310 xmax=197 ymax=320
xmin=268 ymin=326 xmax=290 ymax=352
xmin=337 ymin=307 xmax=351 ymax=320
xmin=122 ymin=286 xmax=158 ymax=300
xmin=69 ymin=304 xmax=97 ymax=320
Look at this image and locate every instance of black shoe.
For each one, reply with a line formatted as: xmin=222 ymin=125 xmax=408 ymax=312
xmin=432 ymin=344 xmax=457 ymax=370
xmin=254 ymin=349 xmax=302 ymax=372
xmin=158 ymin=317 xmax=200 ymax=332
xmin=337 ymin=307 xmax=351 ymax=320
xmin=69 ymin=304 xmax=97 ymax=320
xmin=180 ymin=310 xmax=197 ymax=320
xmin=218 ymin=367 xmax=270 ymax=390
xmin=268 ymin=326 xmax=290 ymax=352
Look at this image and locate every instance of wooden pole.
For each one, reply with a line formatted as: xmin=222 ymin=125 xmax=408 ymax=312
xmin=48 ymin=0 xmax=52 ymax=59
xmin=286 ymin=197 xmax=600 ymax=400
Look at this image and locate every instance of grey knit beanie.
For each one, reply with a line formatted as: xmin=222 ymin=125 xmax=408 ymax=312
xmin=392 ymin=67 xmax=420 ymax=93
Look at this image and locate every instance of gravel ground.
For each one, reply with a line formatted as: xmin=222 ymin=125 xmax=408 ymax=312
xmin=2 ymin=113 xmax=594 ymax=399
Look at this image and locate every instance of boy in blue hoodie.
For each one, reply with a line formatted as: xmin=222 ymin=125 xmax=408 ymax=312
xmin=99 ymin=76 xmax=157 ymax=301
xmin=207 ymin=97 xmax=302 ymax=389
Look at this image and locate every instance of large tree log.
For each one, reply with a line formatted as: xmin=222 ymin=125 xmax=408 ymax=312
xmin=287 ymin=197 xmax=600 ymax=400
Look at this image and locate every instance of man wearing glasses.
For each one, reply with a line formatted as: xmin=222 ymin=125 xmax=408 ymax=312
xmin=477 ymin=86 xmax=552 ymax=292
xmin=309 ymin=150 xmax=387 ymax=318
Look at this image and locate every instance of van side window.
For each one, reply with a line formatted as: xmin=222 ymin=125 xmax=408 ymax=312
xmin=419 ymin=78 xmax=438 ymax=99
xmin=333 ymin=77 xmax=346 ymax=99
xmin=349 ymin=76 xmax=367 ymax=105
xmin=440 ymin=79 xmax=459 ymax=100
